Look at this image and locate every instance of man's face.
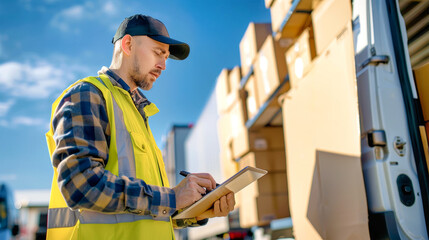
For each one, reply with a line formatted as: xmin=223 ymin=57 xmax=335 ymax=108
xmin=128 ymin=36 xmax=170 ymax=90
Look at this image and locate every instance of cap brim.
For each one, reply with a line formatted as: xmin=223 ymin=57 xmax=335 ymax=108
xmin=149 ymin=35 xmax=190 ymax=60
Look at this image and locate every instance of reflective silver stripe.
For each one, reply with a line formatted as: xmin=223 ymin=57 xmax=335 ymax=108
xmin=48 ymin=207 xmax=169 ymax=228
xmin=111 ymin=93 xmax=136 ymax=177
xmin=48 ymin=208 xmax=79 ymax=228
xmin=96 ymin=77 xmax=136 ymax=178
xmin=79 ymin=211 xmax=170 ymax=224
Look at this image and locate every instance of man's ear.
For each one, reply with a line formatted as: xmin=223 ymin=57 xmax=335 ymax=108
xmin=121 ymin=34 xmax=132 ymax=56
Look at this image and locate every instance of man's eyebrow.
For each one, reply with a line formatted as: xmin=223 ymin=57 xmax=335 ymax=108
xmin=155 ymin=47 xmax=170 ymax=56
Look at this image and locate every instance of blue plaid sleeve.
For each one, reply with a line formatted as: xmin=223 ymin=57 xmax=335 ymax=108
xmin=51 ymin=82 xmax=176 ymax=218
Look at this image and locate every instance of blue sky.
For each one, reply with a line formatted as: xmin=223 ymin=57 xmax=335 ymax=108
xmin=0 ymin=0 xmax=271 ymax=190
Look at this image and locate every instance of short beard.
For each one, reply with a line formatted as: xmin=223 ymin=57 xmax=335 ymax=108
xmin=128 ymin=56 xmax=152 ymax=90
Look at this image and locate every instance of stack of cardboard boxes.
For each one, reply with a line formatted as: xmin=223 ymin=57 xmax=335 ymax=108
xmin=237 ymin=21 xmax=292 ymax=228
xmin=216 ymin=0 xmax=362 ymax=231
xmin=279 ymin=0 xmax=372 ymax=239
xmin=216 ymin=67 xmax=244 ymax=180
xmin=230 ymin=0 xmax=322 ymax=228
xmin=216 ymin=17 xmax=294 ymax=229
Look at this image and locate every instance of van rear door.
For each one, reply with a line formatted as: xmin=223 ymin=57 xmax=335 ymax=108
xmin=353 ymin=0 xmax=429 ymax=238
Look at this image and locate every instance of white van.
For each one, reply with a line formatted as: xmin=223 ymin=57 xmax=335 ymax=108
xmin=279 ymin=0 xmax=429 ymax=239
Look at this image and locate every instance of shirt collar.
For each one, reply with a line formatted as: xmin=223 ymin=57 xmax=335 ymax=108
xmin=103 ymin=68 xmax=131 ymax=91
xmin=97 ymin=66 xmax=153 ymax=109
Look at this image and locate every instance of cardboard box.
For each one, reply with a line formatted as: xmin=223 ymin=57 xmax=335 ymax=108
xmin=220 ymin=142 xmax=239 ymax=180
xmin=286 ymin=27 xmax=316 ymax=88
xmin=215 ymin=69 xmax=230 ymax=114
xmin=239 ymin=23 xmax=272 ymax=77
xmin=217 ymin=99 xmax=246 ymax=149
xmin=239 ymin=193 xmax=290 ymax=228
xmin=215 ymin=67 xmax=242 ymax=114
xmin=270 ymin=0 xmax=292 ymax=34
xmin=271 ymin=0 xmax=321 ymax=37
xmin=414 ymin=62 xmax=429 ymax=121
xmin=254 ymin=35 xmax=291 ymax=105
xmin=218 ymin=114 xmax=237 ymax=180
xmin=270 ymin=111 xmax=283 ymax=126
xmin=281 ymin=23 xmax=370 ymax=239
xmin=229 ymin=66 xmax=242 ymax=89
xmin=217 ymin=112 xmax=232 ymax=147
xmin=271 ymin=0 xmax=322 ymax=39
xmin=425 ymin=123 xmax=429 ymax=153
xmin=298 ymin=0 xmax=322 ymax=10
xmin=312 ymin=0 xmax=352 ymax=55
xmin=244 ymin=74 xmax=261 ymax=120
xmin=239 ymin=151 xmax=287 ymax=172
xmin=229 ymin=100 xmax=247 ymax=138
xmin=232 ymin=127 xmax=285 ymax=159
xmin=240 ymin=171 xmax=288 ymax=196
xmin=239 ymin=151 xmax=288 ymax=196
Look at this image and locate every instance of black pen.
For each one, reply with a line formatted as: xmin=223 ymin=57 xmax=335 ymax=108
xmin=179 ymin=171 xmax=220 ymax=187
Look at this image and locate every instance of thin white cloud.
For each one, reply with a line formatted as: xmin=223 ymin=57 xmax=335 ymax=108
xmin=51 ymin=5 xmax=84 ymax=32
xmin=12 ymin=116 xmax=46 ymax=126
xmin=0 ymin=116 xmax=48 ymax=129
xmin=0 ymin=55 xmax=88 ymax=130
xmin=0 ymin=100 xmax=14 ymax=117
xmin=0 ymin=60 xmax=73 ymax=99
xmin=102 ymin=2 xmax=116 ymax=15
xmin=62 ymin=5 xmax=85 ymax=20
xmin=51 ymin=1 xmax=119 ymax=33
xmin=0 ymin=174 xmax=17 ymax=181
xmin=18 ymin=0 xmax=59 ymax=12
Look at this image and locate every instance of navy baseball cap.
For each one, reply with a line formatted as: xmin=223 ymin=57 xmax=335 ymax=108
xmin=112 ymin=14 xmax=190 ymax=60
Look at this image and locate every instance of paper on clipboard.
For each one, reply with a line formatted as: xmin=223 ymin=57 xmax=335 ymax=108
xmin=172 ymin=166 xmax=268 ymax=219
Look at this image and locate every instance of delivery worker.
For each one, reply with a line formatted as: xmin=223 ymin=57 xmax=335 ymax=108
xmin=45 ymin=14 xmax=235 ymax=239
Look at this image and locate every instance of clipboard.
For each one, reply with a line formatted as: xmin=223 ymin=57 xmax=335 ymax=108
xmin=172 ymin=166 xmax=268 ymax=219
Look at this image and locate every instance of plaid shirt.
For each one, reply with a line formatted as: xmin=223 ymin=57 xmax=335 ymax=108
xmin=51 ymin=67 xmax=206 ymax=228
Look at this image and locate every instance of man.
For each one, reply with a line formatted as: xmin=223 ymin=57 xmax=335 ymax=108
xmin=46 ymin=14 xmax=235 ymax=239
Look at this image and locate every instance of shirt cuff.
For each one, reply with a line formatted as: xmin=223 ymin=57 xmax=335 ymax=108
xmin=148 ymin=185 xmax=176 ymax=218
xmin=172 ymin=217 xmax=209 ymax=229
xmin=196 ymin=218 xmax=209 ymax=226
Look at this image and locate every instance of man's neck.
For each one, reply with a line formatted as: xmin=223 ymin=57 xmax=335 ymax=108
xmin=108 ymin=67 xmax=138 ymax=91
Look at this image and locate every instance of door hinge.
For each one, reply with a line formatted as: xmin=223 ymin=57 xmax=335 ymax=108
xmin=368 ymin=130 xmax=387 ymax=147
xmin=360 ymin=55 xmax=390 ymax=69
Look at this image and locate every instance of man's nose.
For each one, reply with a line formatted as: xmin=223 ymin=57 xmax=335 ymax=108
xmin=156 ymin=59 xmax=166 ymax=70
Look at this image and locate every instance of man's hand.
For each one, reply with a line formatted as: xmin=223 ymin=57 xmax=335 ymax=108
xmin=196 ymin=192 xmax=235 ymax=220
xmin=172 ymin=173 xmax=217 ymax=210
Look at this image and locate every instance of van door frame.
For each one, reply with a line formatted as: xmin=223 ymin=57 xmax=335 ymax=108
xmin=385 ymin=0 xmax=429 ymax=233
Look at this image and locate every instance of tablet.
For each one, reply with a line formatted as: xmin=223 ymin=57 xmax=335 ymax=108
xmin=172 ymin=166 xmax=268 ymax=219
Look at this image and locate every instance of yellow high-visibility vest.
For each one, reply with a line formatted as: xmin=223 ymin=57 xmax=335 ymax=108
xmin=46 ymin=74 xmax=173 ymax=239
